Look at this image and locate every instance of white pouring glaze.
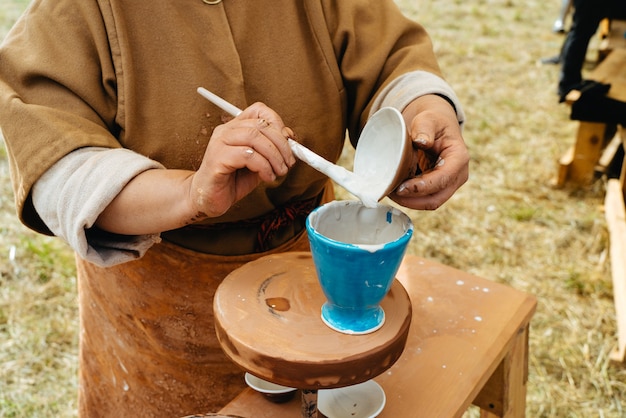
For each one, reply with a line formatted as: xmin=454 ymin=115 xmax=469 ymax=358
xmin=353 ymin=107 xmax=408 ymax=202
xmin=287 ymin=139 xmax=378 ymax=207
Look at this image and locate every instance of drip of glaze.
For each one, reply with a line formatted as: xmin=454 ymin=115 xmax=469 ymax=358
xmin=265 ymin=297 xmax=291 ymax=311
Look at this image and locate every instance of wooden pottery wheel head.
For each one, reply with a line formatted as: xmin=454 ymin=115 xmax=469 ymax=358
xmin=213 ymin=252 xmax=412 ymax=390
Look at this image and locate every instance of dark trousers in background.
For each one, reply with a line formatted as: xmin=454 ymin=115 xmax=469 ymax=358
xmin=559 ymin=0 xmax=626 ymax=98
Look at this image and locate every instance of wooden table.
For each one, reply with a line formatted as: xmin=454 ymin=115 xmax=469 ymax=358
xmin=217 ymin=254 xmax=537 ymax=417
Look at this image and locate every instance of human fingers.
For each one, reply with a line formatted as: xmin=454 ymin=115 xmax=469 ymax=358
xmin=389 ymin=152 xmax=469 ymax=210
xmin=209 ymin=115 xmax=295 ymax=179
xmin=207 ymin=121 xmax=287 ymax=183
xmin=190 ymin=127 xmax=279 ymax=218
xmin=391 ymin=102 xmax=469 ymax=209
xmin=238 ymin=102 xmax=296 ymax=167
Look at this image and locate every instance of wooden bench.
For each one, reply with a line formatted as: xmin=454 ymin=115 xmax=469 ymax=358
xmin=604 ymin=126 xmax=626 ymax=363
xmin=556 ymin=48 xmax=626 ymax=186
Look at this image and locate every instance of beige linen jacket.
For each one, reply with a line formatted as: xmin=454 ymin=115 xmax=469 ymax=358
xmin=0 ymin=0 xmax=460 ymax=251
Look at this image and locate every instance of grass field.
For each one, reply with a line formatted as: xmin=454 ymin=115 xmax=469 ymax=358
xmin=1 ymin=0 xmax=626 ymax=417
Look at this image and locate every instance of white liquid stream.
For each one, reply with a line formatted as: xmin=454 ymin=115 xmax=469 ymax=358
xmin=288 ymin=139 xmax=386 ymax=208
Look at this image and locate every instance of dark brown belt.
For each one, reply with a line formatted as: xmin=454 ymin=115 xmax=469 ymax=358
xmin=188 ymin=195 xmax=319 ymax=252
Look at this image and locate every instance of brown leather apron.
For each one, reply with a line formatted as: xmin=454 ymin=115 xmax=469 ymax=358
xmin=75 ymin=188 xmax=333 ymax=417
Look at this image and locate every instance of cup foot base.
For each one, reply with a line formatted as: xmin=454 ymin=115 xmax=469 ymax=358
xmin=320 ymin=303 xmax=385 ymax=335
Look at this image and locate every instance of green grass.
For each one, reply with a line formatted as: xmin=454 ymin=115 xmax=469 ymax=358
xmin=1 ymin=4 xmax=79 ymax=409
xmin=2 ymin=0 xmax=626 ymax=417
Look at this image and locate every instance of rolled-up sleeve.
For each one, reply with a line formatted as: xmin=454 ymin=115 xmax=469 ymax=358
xmin=370 ymin=70 xmax=465 ymax=126
xmin=32 ymin=147 xmax=164 ymax=267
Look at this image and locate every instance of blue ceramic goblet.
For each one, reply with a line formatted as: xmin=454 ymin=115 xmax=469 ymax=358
xmin=306 ymin=200 xmax=413 ymax=335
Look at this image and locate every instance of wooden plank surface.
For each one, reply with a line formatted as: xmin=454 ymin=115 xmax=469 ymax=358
xmin=620 ymin=127 xmax=626 ymax=196
xmin=604 ymin=179 xmax=626 ymax=363
xmin=596 ymin=132 xmax=623 ymax=174
xmin=563 ymin=122 xmax=607 ymax=185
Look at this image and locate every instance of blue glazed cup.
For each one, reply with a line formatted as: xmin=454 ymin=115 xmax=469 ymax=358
xmin=306 ymin=200 xmax=413 ymax=334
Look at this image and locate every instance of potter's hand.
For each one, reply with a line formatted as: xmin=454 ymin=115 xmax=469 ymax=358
xmin=95 ymin=102 xmax=296 ymax=236
xmin=189 ymin=102 xmax=296 ymax=218
xmin=389 ymin=94 xmax=469 ymax=210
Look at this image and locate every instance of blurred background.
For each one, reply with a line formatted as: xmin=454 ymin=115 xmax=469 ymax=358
xmin=1 ymin=0 xmax=625 ymax=416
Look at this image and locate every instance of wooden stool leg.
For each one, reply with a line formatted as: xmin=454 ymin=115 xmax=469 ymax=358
xmin=474 ymin=324 xmax=530 ymax=417
xmin=557 ymin=122 xmax=608 ymax=186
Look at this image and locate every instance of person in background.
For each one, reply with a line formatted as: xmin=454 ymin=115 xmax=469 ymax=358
xmin=0 ymin=0 xmax=469 ymax=416
xmin=558 ymin=0 xmax=626 ymax=102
